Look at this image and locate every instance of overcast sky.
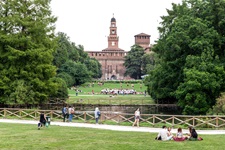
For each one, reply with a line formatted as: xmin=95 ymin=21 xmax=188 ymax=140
xmin=50 ymin=0 xmax=182 ymax=51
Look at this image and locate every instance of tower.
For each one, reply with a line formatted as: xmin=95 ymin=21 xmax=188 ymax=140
xmin=86 ymin=15 xmax=130 ymax=80
xmin=134 ymin=33 xmax=151 ymax=50
xmin=108 ymin=15 xmax=119 ymax=48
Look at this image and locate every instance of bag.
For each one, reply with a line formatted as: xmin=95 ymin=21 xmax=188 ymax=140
xmin=71 ymin=109 xmax=75 ymax=114
xmin=97 ymin=111 xmax=101 ymax=117
xmin=45 ymin=122 xmax=49 ymax=127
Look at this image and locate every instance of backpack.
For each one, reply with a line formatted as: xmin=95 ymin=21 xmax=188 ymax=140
xmin=62 ymin=107 xmax=67 ymax=114
xmin=97 ymin=111 xmax=101 ymax=116
xmin=97 ymin=111 xmax=101 ymax=117
xmin=71 ymin=109 xmax=75 ymax=114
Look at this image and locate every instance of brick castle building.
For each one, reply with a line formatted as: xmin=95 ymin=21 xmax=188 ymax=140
xmin=86 ymin=16 xmax=151 ymax=80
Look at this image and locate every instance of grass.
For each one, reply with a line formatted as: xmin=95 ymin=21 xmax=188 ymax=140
xmin=68 ymin=95 xmax=154 ymax=105
xmin=0 ymin=123 xmax=224 ymax=150
xmin=67 ymin=82 xmax=154 ymax=105
xmin=73 ymin=82 xmax=147 ymax=94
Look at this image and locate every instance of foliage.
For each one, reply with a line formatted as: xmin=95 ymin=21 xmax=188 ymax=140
xmin=49 ymin=77 xmax=68 ymax=99
xmin=54 ymin=32 xmax=101 ymax=87
xmin=59 ymin=61 xmax=91 ymax=86
xmin=142 ymin=52 xmax=155 ymax=74
xmin=0 ymin=0 xmax=59 ymax=104
xmin=207 ymin=93 xmax=225 ymax=115
xmin=145 ymin=0 xmax=225 ymax=114
xmin=176 ymin=50 xmax=225 ymax=115
xmin=124 ymin=45 xmax=145 ymax=79
xmin=84 ymin=58 xmax=102 ymax=79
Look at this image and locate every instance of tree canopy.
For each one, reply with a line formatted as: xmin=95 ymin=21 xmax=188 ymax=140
xmin=124 ymin=45 xmax=145 ymax=79
xmin=0 ymin=0 xmax=59 ymax=104
xmin=54 ymin=32 xmax=102 ymax=87
xmin=145 ymin=0 xmax=225 ymax=115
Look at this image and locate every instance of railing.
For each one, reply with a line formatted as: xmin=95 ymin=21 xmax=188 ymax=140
xmin=70 ymin=99 xmax=154 ymax=105
xmin=0 ymin=108 xmax=225 ymax=128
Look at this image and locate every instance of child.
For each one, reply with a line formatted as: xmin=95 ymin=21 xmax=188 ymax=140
xmin=174 ymin=127 xmax=187 ymax=141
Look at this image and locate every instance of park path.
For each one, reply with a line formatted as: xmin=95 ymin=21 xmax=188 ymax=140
xmin=1 ymin=119 xmax=225 ymax=135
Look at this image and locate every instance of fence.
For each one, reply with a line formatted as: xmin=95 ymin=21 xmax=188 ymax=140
xmin=0 ymin=108 xmax=225 ymax=128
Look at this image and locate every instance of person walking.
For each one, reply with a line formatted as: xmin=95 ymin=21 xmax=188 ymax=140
xmin=132 ymin=108 xmax=140 ymax=127
xmin=62 ymin=106 xmax=68 ymax=122
xmin=94 ymin=107 xmax=101 ymax=124
xmin=68 ymin=106 xmax=74 ymax=122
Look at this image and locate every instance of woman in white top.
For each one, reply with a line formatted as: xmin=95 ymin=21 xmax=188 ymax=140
xmin=132 ymin=108 xmax=140 ymax=127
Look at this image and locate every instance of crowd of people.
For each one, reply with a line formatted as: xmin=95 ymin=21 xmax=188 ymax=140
xmin=155 ymin=125 xmax=203 ymax=141
xmin=100 ymin=88 xmax=137 ymax=95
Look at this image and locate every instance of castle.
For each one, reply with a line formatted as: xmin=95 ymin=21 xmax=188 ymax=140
xmin=86 ymin=16 xmax=151 ymax=80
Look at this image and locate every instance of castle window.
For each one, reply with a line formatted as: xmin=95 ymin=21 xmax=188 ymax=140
xmin=99 ymin=53 xmax=101 ymax=56
xmin=112 ymin=42 xmax=115 ymax=46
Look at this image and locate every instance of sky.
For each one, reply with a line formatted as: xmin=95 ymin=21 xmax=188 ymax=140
xmin=50 ymin=0 xmax=182 ymax=51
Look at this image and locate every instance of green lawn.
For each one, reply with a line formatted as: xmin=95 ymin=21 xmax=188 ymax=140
xmin=67 ymin=95 xmax=154 ymax=105
xmin=67 ymin=82 xmax=153 ymax=105
xmin=0 ymin=123 xmax=224 ymax=150
xmin=71 ymin=82 xmax=147 ymax=95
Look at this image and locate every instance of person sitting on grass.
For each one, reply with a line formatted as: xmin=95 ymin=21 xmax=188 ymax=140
xmin=173 ymin=127 xmax=187 ymax=141
xmin=167 ymin=127 xmax=173 ymax=137
xmin=38 ymin=113 xmax=47 ymax=130
xmin=187 ymin=126 xmax=203 ymax=141
xmin=156 ymin=125 xmax=174 ymax=141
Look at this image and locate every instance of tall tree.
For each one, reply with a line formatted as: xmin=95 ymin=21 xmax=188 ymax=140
xmin=0 ymin=0 xmax=58 ymax=104
xmin=54 ymin=32 xmax=101 ymax=86
xmin=142 ymin=53 xmax=155 ymax=75
xmin=84 ymin=58 xmax=102 ymax=79
xmin=124 ymin=45 xmax=145 ymax=79
xmin=145 ymin=0 xmax=225 ymax=114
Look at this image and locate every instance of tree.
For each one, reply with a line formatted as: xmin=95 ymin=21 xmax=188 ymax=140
xmin=176 ymin=50 xmax=225 ymax=114
xmin=49 ymin=77 xmax=68 ymax=99
xmin=142 ymin=53 xmax=155 ymax=75
xmin=0 ymin=0 xmax=58 ymax=104
xmin=84 ymin=58 xmax=102 ymax=79
xmin=54 ymin=32 xmax=101 ymax=86
xmin=145 ymin=0 xmax=225 ymax=114
xmin=59 ymin=61 xmax=91 ymax=86
xmin=124 ymin=45 xmax=145 ymax=79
